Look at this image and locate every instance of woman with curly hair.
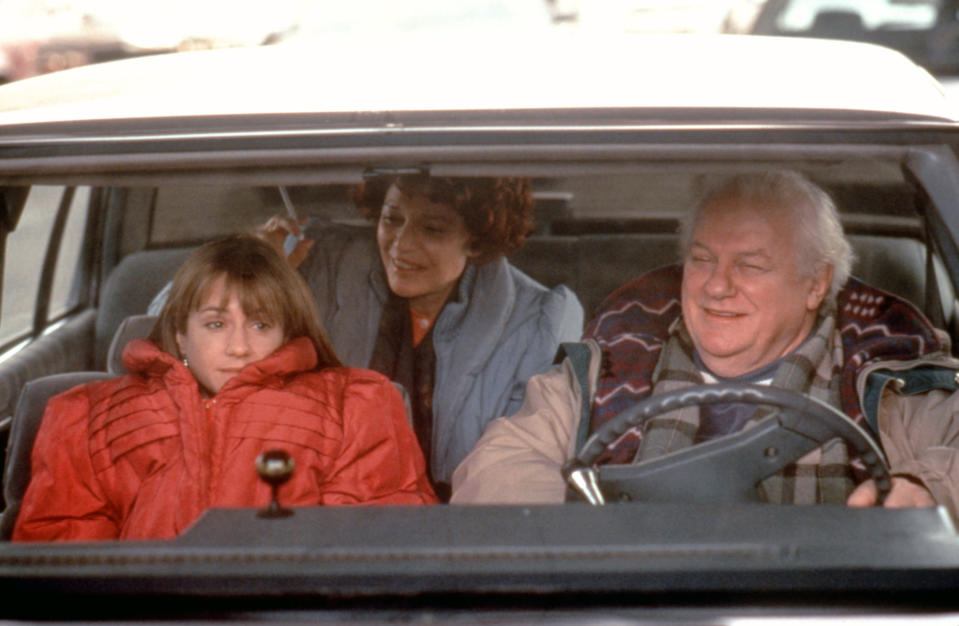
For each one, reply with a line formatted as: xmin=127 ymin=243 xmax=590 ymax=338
xmin=261 ymin=175 xmax=584 ymax=500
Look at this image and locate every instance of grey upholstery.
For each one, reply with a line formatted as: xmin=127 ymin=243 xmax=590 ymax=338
xmin=107 ymin=314 xmax=159 ymax=375
xmin=94 ymin=247 xmax=193 ymax=370
xmin=1 ymin=371 xmax=114 ymax=539
xmin=508 ymin=234 xmax=678 ymax=318
xmin=848 ymin=235 xmax=956 ymax=326
xmin=0 ymin=310 xmax=96 ymax=423
xmin=510 ymin=233 xmax=953 ymax=322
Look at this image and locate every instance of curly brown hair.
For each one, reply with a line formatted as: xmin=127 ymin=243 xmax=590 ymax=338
xmin=352 ymin=175 xmax=534 ymax=264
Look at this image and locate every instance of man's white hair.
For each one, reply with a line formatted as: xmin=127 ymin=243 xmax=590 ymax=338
xmin=678 ymin=170 xmax=854 ymax=302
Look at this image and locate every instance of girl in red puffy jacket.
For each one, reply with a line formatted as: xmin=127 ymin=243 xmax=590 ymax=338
xmin=14 ymin=235 xmax=436 ymax=541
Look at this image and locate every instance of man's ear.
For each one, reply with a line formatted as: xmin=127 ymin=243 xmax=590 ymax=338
xmin=807 ymin=264 xmax=834 ymax=311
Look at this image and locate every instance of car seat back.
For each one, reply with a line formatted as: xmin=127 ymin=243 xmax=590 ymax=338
xmin=94 ymin=247 xmax=194 ymax=370
xmin=107 ymin=314 xmax=159 ymax=375
xmin=1 ymin=371 xmax=114 ymax=539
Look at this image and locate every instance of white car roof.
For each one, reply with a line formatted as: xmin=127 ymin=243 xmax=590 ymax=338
xmin=0 ymin=33 xmax=954 ymax=126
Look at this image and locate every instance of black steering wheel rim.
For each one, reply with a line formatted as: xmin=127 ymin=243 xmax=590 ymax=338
xmin=566 ymin=383 xmax=890 ymax=505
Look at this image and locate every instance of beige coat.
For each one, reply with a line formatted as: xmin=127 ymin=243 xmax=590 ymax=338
xmin=451 ymin=339 xmax=959 ymax=521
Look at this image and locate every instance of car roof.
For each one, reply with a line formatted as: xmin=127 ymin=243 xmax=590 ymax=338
xmin=0 ymin=33 xmax=954 ymax=128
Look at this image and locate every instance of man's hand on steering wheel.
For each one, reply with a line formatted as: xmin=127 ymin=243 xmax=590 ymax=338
xmin=848 ymin=476 xmax=936 ymax=509
xmin=568 ymin=384 xmax=893 ymax=506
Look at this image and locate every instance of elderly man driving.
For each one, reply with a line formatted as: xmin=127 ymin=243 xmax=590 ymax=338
xmin=451 ymin=170 xmax=959 ymax=517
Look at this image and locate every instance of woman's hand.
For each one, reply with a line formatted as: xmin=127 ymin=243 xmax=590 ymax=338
xmin=847 ymin=476 xmax=937 ymax=509
xmin=254 ymin=215 xmax=314 ymax=269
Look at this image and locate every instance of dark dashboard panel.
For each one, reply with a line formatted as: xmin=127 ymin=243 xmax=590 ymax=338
xmin=1 ymin=503 xmax=957 ymax=599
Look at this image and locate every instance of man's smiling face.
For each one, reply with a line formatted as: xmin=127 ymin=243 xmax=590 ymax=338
xmin=681 ymin=195 xmax=831 ymax=378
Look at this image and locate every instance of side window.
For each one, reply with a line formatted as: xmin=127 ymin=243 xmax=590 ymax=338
xmin=0 ymin=186 xmax=90 ymax=348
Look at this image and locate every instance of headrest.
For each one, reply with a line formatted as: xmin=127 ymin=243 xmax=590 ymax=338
xmin=107 ymin=314 xmax=158 ymax=374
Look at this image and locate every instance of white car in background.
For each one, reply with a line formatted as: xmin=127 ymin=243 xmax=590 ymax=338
xmin=726 ymin=0 xmax=959 ymax=113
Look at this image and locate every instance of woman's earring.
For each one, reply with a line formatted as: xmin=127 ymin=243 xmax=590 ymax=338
xmin=182 ymin=358 xmax=189 ymax=367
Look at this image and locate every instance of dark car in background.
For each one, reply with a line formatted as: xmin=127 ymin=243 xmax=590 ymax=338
xmin=731 ymin=0 xmax=959 ymax=77
xmin=0 ymin=32 xmax=957 ymax=622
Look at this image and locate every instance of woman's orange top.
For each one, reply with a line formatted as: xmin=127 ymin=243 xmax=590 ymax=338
xmin=410 ymin=308 xmax=436 ymax=347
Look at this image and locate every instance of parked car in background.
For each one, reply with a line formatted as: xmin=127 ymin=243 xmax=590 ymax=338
xmin=728 ymin=0 xmax=959 ymax=77
xmin=0 ymin=32 xmax=958 ymax=622
xmin=0 ymin=0 xmax=175 ymax=83
xmin=0 ymin=0 xmax=303 ymax=83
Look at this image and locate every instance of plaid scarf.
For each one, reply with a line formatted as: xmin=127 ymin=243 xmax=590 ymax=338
xmin=583 ymin=264 xmax=943 ymax=504
xmin=642 ymin=313 xmax=854 ymax=503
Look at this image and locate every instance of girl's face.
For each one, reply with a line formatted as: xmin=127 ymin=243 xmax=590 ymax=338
xmin=376 ymin=183 xmax=478 ymax=318
xmin=176 ymin=277 xmax=285 ymax=396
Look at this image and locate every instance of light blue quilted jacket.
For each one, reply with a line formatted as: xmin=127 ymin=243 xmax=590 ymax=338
xmin=299 ymin=223 xmax=584 ymax=483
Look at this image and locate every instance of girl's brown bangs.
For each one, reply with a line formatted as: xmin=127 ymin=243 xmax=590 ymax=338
xmin=192 ymin=272 xmax=284 ymax=326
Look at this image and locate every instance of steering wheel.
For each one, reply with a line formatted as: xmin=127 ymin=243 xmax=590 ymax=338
xmin=562 ymin=383 xmax=891 ymax=506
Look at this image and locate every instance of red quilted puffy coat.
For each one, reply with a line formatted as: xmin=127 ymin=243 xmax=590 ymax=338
xmin=13 ymin=337 xmax=437 ymax=542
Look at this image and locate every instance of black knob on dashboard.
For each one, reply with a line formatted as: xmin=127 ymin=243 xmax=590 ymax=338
xmin=256 ymin=449 xmax=295 ymax=518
